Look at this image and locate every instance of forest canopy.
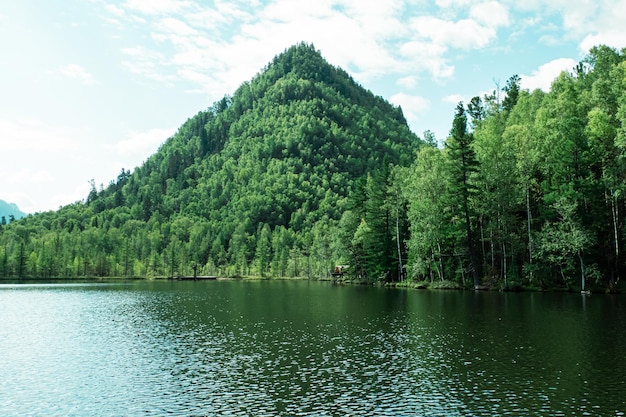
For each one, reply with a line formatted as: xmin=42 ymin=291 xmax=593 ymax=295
xmin=2 ymin=43 xmax=626 ymax=292
xmin=403 ymin=45 xmax=626 ymax=291
xmin=0 ymin=43 xmax=418 ymax=281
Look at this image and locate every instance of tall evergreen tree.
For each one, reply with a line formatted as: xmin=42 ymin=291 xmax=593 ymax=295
xmin=502 ymin=75 xmax=521 ymax=112
xmin=446 ymin=102 xmax=480 ymax=288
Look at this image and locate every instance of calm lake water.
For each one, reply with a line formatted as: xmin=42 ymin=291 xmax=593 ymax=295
xmin=0 ymin=280 xmax=624 ymax=416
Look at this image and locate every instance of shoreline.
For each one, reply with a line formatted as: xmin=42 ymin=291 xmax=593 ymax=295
xmin=0 ymin=275 xmax=621 ymax=294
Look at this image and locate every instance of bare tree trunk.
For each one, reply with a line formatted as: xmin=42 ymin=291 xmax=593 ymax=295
xmin=480 ymin=216 xmax=486 ymax=269
xmin=579 ymin=250 xmax=585 ymax=292
xmin=437 ymin=240 xmax=444 ymax=281
xmin=526 ymin=187 xmax=533 ymax=284
xmin=459 ymin=257 xmax=465 ymax=287
xmin=430 ymin=249 xmax=435 ymax=283
xmin=610 ymin=189 xmax=620 ymax=284
xmin=465 ymin=208 xmax=479 ymax=288
xmin=395 ymin=192 xmax=403 ymax=281
xmin=502 ymin=240 xmax=508 ymax=288
xmin=490 ymin=229 xmax=495 ymax=268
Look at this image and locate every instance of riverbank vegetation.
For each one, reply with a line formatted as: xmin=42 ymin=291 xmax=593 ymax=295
xmin=1 ymin=43 xmax=626 ymax=292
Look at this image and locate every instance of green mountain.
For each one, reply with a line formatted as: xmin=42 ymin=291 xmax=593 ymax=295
xmin=0 ymin=43 xmax=420 ymax=279
xmin=0 ymin=200 xmax=26 ymax=223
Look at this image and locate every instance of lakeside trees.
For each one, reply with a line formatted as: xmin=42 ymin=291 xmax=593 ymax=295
xmin=2 ymin=44 xmax=626 ymax=291
xmin=403 ymin=45 xmax=626 ymax=290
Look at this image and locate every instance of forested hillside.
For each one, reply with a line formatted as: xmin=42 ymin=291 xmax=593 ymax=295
xmin=403 ymin=45 xmax=626 ymax=291
xmin=0 ymin=43 xmax=419 ymax=281
xmin=3 ymin=43 xmax=626 ymax=291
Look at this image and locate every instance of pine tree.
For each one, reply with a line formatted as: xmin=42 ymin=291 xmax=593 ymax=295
xmin=446 ymin=102 xmax=480 ymax=288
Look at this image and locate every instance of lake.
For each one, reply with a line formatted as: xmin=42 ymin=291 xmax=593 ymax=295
xmin=0 ymin=280 xmax=624 ymax=416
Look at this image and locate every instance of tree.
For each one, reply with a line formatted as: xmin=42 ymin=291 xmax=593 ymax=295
xmin=446 ymin=102 xmax=480 ymax=288
xmin=254 ymin=223 xmax=272 ymax=277
xmin=502 ymin=75 xmax=521 ymax=112
xmin=467 ymin=96 xmax=484 ymax=126
xmin=405 ymin=146 xmax=449 ymax=282
xmin=536 ymin=197 xmax=593 ymax=290
xmin=423 ymin=130 xmax=438 ymax=147
xmin=504 ymin=90 xmax=545 ymax=284
xmin=473 ymin=110 xmax=519 ymax=287
xmin=362 ymin=168 xmax=393 ymax=282
xmin=389 ymin=167 xmax=408 ymax=282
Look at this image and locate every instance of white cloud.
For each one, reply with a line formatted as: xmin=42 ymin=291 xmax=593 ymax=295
xmin=397 ymin=76 xmax=418 ymax=89
xmin=2 ymin=168 xmax=55 ymax=187
xmin=521 ymin=58 xmax=577 ymax=91
xmin=401 ymin=5 xmax=510 ymax=79
xmin=436 ymin=0 xmax=472 ymax=9
xmin=389 ymin=92 xmax=430 ymax=130
xmin=0 ymin=118 xmax=78 ymax=151
xmin=0 ymin=118 xmax=91 ymax=213
xmin=48 ymin=183 xmax=92 ymax=210
xmin=12 ymin=182 xmax=92 ymax=213
xmin=410 ymin=16 xmax=496 ymax=50
xmin=114 ymin=0 xmax=412 ymax=93
xmin=442 ymin=94 xmax=468 ymax=104
xmin=399 ymin=40 xmax=453 ymax=79
xmin=514 ymin=1 xmax=626 ymax=52
xmin=107 ymin=0 xmax=512 ymax=91
xmin=580 ymin=31 xmax=626 ymax=53
xmin=235 ymin=1 xmax=403 ymax=81
xmin=121 ymin=46 xmax=176 ymax=83
xmin=123 ymin=0 xmax=193 ymax=15
xmin=155 ymin=16 xmax=198 ymax=38
xmin=0 ymin=190 xmax=39 ymax=214
xmin=470 ymin=2 xmax=510 ymax=28
xmin=105 ymin=4 xmax=126 ymax=18
xmin=109 ymin=128 xmax=175 ymax=157
xmin=58 ymin=64 xmax=97 ymax=85
xmin=0 ymin=118 xmax=169 ymax=213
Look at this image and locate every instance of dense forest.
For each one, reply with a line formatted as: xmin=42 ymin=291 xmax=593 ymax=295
xmin=403 ymin=45 xmax=626 ymax=291
xmin=0 ymin=44 xmax=419 ymax=282
xmin=2 ymin=43 xmax=626 ymax=292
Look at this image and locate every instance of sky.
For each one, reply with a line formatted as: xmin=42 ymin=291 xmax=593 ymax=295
xmin=1 ymin=0 xmax=625 ymax=214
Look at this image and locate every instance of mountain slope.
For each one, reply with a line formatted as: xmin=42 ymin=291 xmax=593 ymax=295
xmin=0 ymin=200 xmax=26 ymax=222
xmin=0 ymin=43 xmax=420 ymax=279
xmin=122 ymin=43 xmax=415 ymax=225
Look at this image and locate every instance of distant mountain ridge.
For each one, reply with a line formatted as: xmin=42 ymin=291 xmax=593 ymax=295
xmin=0 ymin=200 xmax=26 ymax=222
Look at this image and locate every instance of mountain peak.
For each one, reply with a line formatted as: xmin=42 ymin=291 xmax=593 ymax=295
xmin=267 ymin=42 xmax=329 ymax=78
xmin=0 ymin=44 xmax=419 ymax=278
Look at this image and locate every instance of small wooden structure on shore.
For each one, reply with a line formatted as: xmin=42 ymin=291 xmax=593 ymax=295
xmin=331 ymin=265 xmax=348 ymax=283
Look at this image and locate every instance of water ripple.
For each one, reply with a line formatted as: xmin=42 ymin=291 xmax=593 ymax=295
xmin=1 ymin=283 xmax=625 ymax=416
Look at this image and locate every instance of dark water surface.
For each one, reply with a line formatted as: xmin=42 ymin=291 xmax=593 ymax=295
xmin=1 ymin=280 xmax=624 ymax=416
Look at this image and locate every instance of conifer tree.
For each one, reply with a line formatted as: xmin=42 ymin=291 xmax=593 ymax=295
xmin=446 ymin=102 xmax=480 ymax=288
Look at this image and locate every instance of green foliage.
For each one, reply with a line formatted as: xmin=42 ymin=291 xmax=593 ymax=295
xmin=6 ymin=42 xmax=626 ymax=292
xmin=446 ymin=102 xmax=480 ymax=288
xmin=502 ymin=75 xmax=521 ymax=112
xmin=404 ymin=146 xmax=450 ymax=283
xmin=0 ymin=43 xmax=418 ymax=280
xmin=403 ymin=44 xmax=626 ymax=291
